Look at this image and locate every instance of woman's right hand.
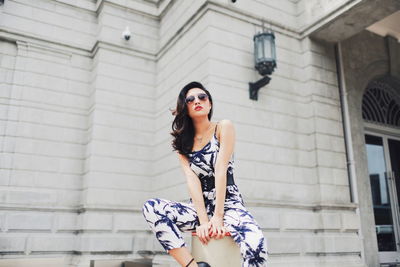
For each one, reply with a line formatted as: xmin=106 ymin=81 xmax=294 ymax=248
xmin=196 ymin=222 xmax=211 ymax=245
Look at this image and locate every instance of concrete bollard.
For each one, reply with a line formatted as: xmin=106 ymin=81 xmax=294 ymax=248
xmin=191 ymin=232 xmax=241 ymax=267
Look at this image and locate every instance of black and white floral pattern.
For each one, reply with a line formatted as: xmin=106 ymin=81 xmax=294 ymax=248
xmin=188 ymin=132 xmax=235 ymax=190
xmin=142 ymin=185 xmax=268 ymax=267
xmin=142 ymin=124 xmax=268 ymax=266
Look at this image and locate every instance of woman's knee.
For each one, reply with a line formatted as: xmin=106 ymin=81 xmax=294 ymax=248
xmin=142 ymin=198 xmax=161 ymax=215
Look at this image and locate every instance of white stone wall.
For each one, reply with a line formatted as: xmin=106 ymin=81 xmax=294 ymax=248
xmin=153 ymin=1 xmax=363 ymax=266
xmin=0 ymin=0 xmax=367 ymax=266
xmin=1 ymin=36 xmax=90 ymax=260
xmin=0 ymin=0 xmax=159 ymax=266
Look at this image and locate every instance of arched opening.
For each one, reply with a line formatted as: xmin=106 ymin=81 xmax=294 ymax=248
xmin=362 ymin=75 xmax=400 ymax=263
xmin=362 ymin=77 xmax=400 ymax=127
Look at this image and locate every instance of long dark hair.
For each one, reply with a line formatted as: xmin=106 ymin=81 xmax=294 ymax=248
xmin=171 ymin=81 xmax=213 ymax=156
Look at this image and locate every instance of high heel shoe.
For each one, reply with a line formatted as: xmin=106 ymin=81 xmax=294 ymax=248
xmin=185 ymin=258 xmax=211 ymax=267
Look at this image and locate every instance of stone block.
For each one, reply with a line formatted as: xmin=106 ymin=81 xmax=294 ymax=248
xmin=86 ymin=172 xmax=150 ymax=192
xmin=57 ymin=213 xmax=78 ymax=231
xmin=88 ymin=155 xmax=149 ymax=175
xmin=132 ymin=234 xmax=157 ymax=252
xmin=0 ymin=191 xmax=7 ymax=205
xmin=315 ymin=133 xmax=346 ymax=153
xmin=319 ymin=184 xmax=351 ymax=204
xmin=114 ymin=213 xmax=148 ymax=232
xmin=78 ymin=235 xmax=132 ymax=252
xmin=315 ymin=117 xmax=343 ymax=136
xmin=69 ymin=65 xmax=91 ymax=83
xmin=84 ymin=188 xmax=148 ymax=208
xmin=296 ymin=117 xmax=315 ymax=135
xmin=8 ymin=169 xmax=35 ymax=187
xmin=293 ymin=166 xmax=318 ymax=185
xmin=316 ymin=150 xmax=346 ymax=169
xmin=274 ymin=147 xmax=298 ymax=165
xmin=318 ymin=167 xmax=348 ymax=186
xmin=96 ymin=90 xmax=154 ymax=114
xmin=304 ymin=235 xmax=331 ymax=253
xmin=29 ymin=235 xmax=75 ymax=251
xmin=0 ymin=257 xmax=66 ymax=267
xmin=6 ymin=212 xmax=53 ymax=231
xmin=35 ymin=172 xmax=81 ymax=189
xmin=93 ymin=108 xmax=152 ymax=132
xmin=79 ymin=213 xmax=113 ymax=231
xmin=297 ymin=149 xmax=317 ymax=167
xmin=13 ymin=153 xmax=60 ymax=172
xmin=56 ymin=189 xmax=81 ymax=207
xmin=267 ymin=236 xmax=301 ymax=254
xmin=236 ymin=142 xmax=274 ymax=163
xmin=7 ymin=190 xmax=57 ymax=205
xmin=60 ymin=93 xmax=88 ymax=110
xmin=321 ymin=213 xmax=341 ymax=230
xmin=58 ymin=158 xmax=83 ymax=174
xmin=246 ymin=207 xmax=280 ymax=230
xmin=0 ymin=235 xmax=26 ymax=252
xmin=90 ymin=139 xmax=152 ymax=161
xmin=341 ymin=212 xmax=360 ymax=231
xmin=333 ymin=235 xmax=361 ymax=252
xmin=96 ymin=48 xmax=156 ymax=73
xmin=0 ymin=169 xmax=10 ymax=185
xmin=281 ymin=212 xmax=320 ymax=230
xmin=332 ymin=168 xmax=349 ymax=186
xmin=243 ymin=180 xmax=318 ymax=203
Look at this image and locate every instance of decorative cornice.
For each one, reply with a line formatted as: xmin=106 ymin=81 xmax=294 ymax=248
xmin=1 ymin=0 xmax=388 ymax=59
xmin=299 ymin=0 xmax=362 ymax=37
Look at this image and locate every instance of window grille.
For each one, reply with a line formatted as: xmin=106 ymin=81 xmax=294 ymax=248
xmin=362 ymin=78 xmax=400 ymax=127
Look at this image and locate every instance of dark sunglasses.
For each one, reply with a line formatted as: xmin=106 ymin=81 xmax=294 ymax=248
xmin=185 ymin=93 xmax=208 ymax=104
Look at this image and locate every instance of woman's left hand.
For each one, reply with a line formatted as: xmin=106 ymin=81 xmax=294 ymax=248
xmin=209 ymin=215 xmax=226 ymax=239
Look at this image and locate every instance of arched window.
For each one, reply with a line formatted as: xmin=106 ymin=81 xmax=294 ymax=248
xmin=362 ymin=76 xmax=400 ymax=127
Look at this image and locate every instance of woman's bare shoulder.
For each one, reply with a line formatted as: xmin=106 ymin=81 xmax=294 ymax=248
xmin=176 ymin=151 xmax=189 ymax=162
xmin=217 ymin=119 xmax=233 ymax=126
xmin=215 ymin=119 xmax=234 ymax=140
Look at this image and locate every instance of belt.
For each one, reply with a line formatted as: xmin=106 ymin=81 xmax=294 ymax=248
xmin=201 ymin=173 xmax=235 ymax=192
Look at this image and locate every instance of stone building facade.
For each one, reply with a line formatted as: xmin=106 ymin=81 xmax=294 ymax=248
xmin=0 ymin=0 xmax=399 ymax=266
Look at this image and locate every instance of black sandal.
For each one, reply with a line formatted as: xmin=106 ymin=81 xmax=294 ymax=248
xmin=185 ymin=258 xmax=194 ymax=267
xmin=185 ymin=258 xmax=211 ymax=267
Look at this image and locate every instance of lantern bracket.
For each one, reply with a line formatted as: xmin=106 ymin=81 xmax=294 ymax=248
xmin=249 ymin=75 xmax=271 ymax=100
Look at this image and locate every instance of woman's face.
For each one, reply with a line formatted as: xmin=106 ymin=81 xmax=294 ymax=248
xmin=185 ymin=88 xmax=212 ymax=119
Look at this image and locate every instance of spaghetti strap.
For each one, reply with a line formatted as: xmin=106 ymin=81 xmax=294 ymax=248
xmin=214 ymin=122 xmax=218 ymax=135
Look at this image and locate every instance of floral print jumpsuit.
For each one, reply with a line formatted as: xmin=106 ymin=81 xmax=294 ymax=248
xmin=142 ymin=123 xmax=268 ymax=266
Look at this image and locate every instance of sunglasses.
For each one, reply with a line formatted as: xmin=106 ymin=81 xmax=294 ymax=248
xmin=185 ymin=93 xmax=208 ymax=104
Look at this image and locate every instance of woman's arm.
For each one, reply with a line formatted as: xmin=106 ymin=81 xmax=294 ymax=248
xmin=212 ymin=120 xmax=235 ymax=237
xmin=178 ymin=152 xmax=209 ymax=223
xmin=177 ymin=152 xmax=210 ymax=244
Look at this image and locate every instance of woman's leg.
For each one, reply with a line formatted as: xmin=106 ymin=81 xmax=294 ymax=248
xmin=224 ymin=207 xmax=268 ymax=267
xmin=169 ymin=247 xmax=197 ymax=266
xmin=142 ymin=198 xmax=199 ymax=266
xmin=222 ymin=185 xmax=268 ymax=267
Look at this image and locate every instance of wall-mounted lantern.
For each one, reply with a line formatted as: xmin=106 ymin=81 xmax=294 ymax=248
xmin=249 ymin=30 xmax=277 ymax=100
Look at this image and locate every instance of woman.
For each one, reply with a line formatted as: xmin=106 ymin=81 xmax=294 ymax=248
xmin=142 ymin=81 xmax=268 ymax=267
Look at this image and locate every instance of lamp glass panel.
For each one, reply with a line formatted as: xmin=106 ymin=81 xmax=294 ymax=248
xmin=262 ymin=35 xmax=272 ymax=59
xmin=270 ymin=38 xmax=276 ymax=60
xmin=255 ymin=37 xmax=264 ymax=63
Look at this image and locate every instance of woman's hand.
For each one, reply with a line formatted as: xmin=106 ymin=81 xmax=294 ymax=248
xmin=209 ymin=215 xmax=226 ymax=240
xmin=196 ymin=222 xmax=211 ymax=245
